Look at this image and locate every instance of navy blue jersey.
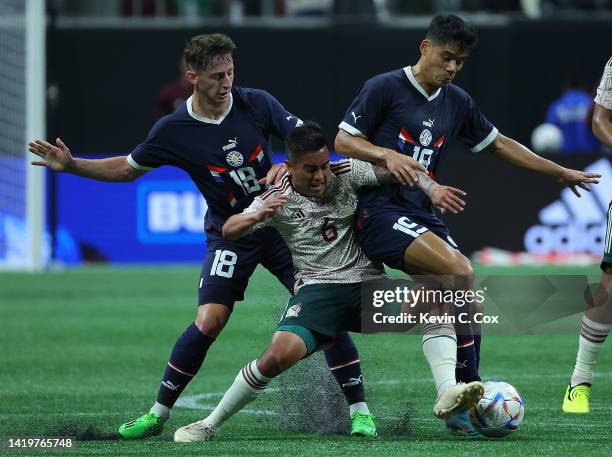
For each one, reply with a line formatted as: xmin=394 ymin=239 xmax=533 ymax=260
xmin=128 ymin=86 xmax=300 ymax=230
xmin=340 ymin=66 xmax=497 ymax=212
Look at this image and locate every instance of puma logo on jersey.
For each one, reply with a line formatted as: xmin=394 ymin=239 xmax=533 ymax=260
xmin=351 ymin=111 xmax=362 ymax=124
xmin=222 ymin=138 xmax=238 ymax=151
xmin=422 ymin=118 xmax=435 ymax=128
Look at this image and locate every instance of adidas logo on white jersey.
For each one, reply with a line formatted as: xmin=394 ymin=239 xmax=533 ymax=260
xmin=292 ymin=209 xmax=306 ymax=219
xmin=524 ymin=158 xmax=611 ymax=255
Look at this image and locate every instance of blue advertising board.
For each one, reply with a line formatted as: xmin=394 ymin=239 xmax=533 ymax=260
xmin=55 ymin=161 xmax=208 ymax=263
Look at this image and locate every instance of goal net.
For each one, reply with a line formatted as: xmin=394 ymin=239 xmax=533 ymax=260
xmin=0 ymin=0 xmax=46 ymax=269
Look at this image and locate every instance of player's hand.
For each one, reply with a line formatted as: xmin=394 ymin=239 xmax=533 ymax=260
xmin=558 ymin=168 xmax=601 ymax=197
xmin=256 ymin=195 xmax=287 ymax=221
xmin=28 ymin=138 xmax=74 ymax=172
xmin=384 ymin=150 xmax=427 ymax=186
xmin=428 ymin=184 xmax=467 ymax=215
xmin=259 ymin=163 xmax=287 ymax=186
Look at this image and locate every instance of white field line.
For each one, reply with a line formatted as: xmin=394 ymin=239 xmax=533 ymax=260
xmin=174 ymin=375 xmax=612 ymax=429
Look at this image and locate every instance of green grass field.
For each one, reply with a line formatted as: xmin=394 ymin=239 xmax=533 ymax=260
xmin=1 ymin=265 xmax=610 ymax=456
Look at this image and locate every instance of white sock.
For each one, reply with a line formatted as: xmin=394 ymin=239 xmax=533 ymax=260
xmin=150 ymin=402 xmax=170 ymax=420
xmin=571 ymin=316 xmax=611 ymax=387
xmin=349 ymin=402 xmax=370 ymax=416
xmin=422 ymin=323 xmax=457 ymax=396
xmin=204 ymin=360 xmax=272 ymax=428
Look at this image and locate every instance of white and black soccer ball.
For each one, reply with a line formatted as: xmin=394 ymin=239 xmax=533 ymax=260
xmin=531 ymin=123 xmax=563 ymax=153
xmin=469 ymin=381 xmax=525 ymax=438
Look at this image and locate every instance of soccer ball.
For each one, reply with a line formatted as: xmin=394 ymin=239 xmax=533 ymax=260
xmin=531 ymin=123 xmax=563 ymax=153
xmin=469 ymin=381 xmax=525 ymax=438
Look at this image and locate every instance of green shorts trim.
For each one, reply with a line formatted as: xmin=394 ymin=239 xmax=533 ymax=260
xmin=276 ymin=324 xmax=330 ymax=355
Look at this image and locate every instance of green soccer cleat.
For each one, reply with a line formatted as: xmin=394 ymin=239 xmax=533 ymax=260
xmin=118 ymin=412 xmax=166 ymax=439
xmin=562 ymin=383 xmax=591 ymax=414
xmin=350 ymin=412 xmax=377 ymax=437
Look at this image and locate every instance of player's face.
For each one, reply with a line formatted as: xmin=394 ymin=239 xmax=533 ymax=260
xmin=190 ymin=56 xmax=234 ymax=106
xmin=287 ymin=146 xmax=331 ymax=198
xmin=421 ymin=40 xmax=469 ymax=87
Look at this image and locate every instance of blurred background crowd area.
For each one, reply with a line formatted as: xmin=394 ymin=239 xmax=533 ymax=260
xmin=50 ymin=0 xmax=612 ymax=20
xmin=2 ymin=0 xmax=608 ymax=266
xmin=43 ymin=0 xmax=611 ymax=157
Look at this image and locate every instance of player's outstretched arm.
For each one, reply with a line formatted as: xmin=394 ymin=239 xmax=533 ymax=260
xmin=29 ymin=137 xmax=145 ymax=182
xmin=373 ymin=166 xmax=466 ymax=214
xmin=592 ymin=103 xmax=612 ymax=148
xmin=222 ymin=196 xmax=287 ymax=240
xmin=486 ymin=133 xmax=601 ymax=197
xmin=419 ymin=172 xmax=467 ymax=215
xmin=335 ymin=129 xmax=426 ymax=185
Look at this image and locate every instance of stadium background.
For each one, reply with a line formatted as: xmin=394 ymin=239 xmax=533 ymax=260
xmin=2 ymin=1 xmax=612 ymax=456
xmin=44 ymin=9 xmax=612 ymax=264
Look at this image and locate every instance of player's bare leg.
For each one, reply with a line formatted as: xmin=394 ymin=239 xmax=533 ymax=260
xmin=402 ymin=232 xmax=483 ymax=427
xmin=563 ymin=268 xmax=612 ymax=413
xmin=403 ymin=231 xmax=474 ymax=282
xmin=119 ymin=303 xmax=231 ymax=439
xmin=403 ymin=230 xmax=483 ymax=381
xmin=174 ymin=331 xmax=307 ymax=442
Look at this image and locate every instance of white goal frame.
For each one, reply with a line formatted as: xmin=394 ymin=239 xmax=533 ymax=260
xmin=24 ymin=0 xmax=46 ymax=270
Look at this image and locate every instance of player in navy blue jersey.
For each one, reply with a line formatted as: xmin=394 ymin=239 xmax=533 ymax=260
xmin=334 ymin=14 xmax=600 ymax=436
xmin=29 ymin=34 xmax=377 ymax=439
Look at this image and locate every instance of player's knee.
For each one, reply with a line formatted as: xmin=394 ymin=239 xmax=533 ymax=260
xmin=257 ymin=349 xmax=291 ymax=378
xmin=449 ymin=254 xmax=474 ymax=288
xmin=195 ymin=304 xmax=231 ymax=338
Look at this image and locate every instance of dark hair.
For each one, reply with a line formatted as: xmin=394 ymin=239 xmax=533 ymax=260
xmin=426 ymin=15 xmax=477 ymax=53
xmin=184 ymin=33 xmax=236 ymax=72
xmin=286 ymin=121 xmax=328 ymax=162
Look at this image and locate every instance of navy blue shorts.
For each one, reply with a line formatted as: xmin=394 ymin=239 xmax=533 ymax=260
xmin=356 ymin=202 xmax=458 ymax=272
xmin=199 ymin=226 xmax=295 ymax=308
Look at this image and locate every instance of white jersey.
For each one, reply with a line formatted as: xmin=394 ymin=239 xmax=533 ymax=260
xmin=244 ymin=158 xmax=385 ymax=290
xmin=595 ymin=56 xmax=612 ymax=110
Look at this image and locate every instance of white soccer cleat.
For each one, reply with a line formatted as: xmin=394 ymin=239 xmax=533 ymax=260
xmin=174 ymin=420 xmax=217 ymax=443
xmin=433 ymin=381 xmax=484 ymax=420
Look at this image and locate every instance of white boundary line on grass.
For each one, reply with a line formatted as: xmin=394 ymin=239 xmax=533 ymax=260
xmin=175 ymin=376 xmax=612 ymax=429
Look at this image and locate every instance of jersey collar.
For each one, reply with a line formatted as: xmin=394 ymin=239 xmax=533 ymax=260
xmin=186 ymin=93 xmax=233 ymax=124
xmin=404 ymin=66 xmax=441 ymax=102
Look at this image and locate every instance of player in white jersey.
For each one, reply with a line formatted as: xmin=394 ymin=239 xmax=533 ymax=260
xmin=249 ymin=160 xmax=386 ymax=289
xmin=171 ymin=122 xmax=483 ymax=442
xmin=562 ymin=56 xmax=612 ymax=413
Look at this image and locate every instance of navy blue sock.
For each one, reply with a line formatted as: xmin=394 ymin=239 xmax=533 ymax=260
xmin=474 ymin=333 xmax=482 ymax=372
xmin=455 ymin=334 xmax=480 ymax=382
xmin=156 ymin=322 xmax=215 ymax=408
xmin=323 ymin=331 xmax=365 ymax=406
xmin=453 ymin=303 xmax=480 ymax=383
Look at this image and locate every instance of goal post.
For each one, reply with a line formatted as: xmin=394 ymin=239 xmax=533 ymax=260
xmin=25 ymin=0 xmax=46 ymax=270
